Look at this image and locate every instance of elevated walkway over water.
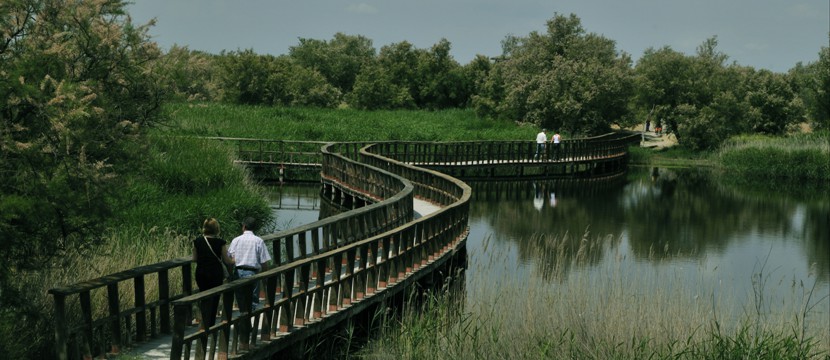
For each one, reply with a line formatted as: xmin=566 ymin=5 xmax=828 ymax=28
xmin=49 ymin=133 xmax=639 ymax=360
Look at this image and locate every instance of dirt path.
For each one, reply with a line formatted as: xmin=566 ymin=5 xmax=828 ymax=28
xmin=638 ymin=131 xmax=678 ymax=150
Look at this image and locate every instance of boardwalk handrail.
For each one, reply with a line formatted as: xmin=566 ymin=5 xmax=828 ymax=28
xmin=208 ymin=137 xmax=328 ymax=167
xmin=368 ymin=133 xmax=640 ymax=166
xmin=48 ymin=258 xmax=193 ymax=359
xmin=207 ymin=133 xmax=641 ymax=169
xmin=48 ymin=134 xmax=638 ymax=360
xmin=167 ymin=142 xmax=471 ymax=359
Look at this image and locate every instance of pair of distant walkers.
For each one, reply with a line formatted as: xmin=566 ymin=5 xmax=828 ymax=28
xmin=192 ymin=217 xmax=271 ymax=328
xmin=534 ymin=128 xmax=562 ymax=160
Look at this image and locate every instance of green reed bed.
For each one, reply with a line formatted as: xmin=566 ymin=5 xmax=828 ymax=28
xmin=162 ymin=102 xmax=534 ymax=141
xmin=361 ymin=233 xmax=829 ymax=360
xmin=113 ymin=134 xmax=272 ymax=236
xmin=716 ymin=132 xmax=830 ymax=182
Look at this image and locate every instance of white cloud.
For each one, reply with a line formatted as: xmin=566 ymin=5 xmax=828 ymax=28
xmin=347 ymin=3 xmax=379 ymax=14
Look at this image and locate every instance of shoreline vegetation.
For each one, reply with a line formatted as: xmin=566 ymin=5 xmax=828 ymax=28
xmin=9 ymin=103 xmax=828 ymax=358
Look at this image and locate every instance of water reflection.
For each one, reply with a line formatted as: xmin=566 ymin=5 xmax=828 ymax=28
xmin=266 ymin=170 xmax=829 ymax=310
xmin=468 ymin=168 xmax=830 ymax=285
xmin=264 ymin=184 xmax=323 ymax=231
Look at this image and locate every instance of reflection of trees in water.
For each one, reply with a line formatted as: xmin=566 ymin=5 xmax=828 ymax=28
xmin=714 ymin=173 xmax=830 ymax=282
xmin=468 ymin=169 xmax=829 ymax=282
xmin=624 ymin=167 xmax=829 ymax=280
xmin=469 ymin=179 xmax=626 ymax=279
xmin=470 ymin=178 xmax=628 ymax=239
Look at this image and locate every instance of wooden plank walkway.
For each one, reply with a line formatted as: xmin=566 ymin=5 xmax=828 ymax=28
xmin=116 ymin=198 xmax=441 ymax=360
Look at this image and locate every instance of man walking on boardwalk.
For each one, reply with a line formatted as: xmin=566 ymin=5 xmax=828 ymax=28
xmin=534 ymin=128 xmax=547 ymax=160
xmin=229 ymin=217 xmax=272 ymax=311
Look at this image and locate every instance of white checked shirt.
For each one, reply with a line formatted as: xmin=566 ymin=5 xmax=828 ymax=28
xmin=228 ymin=230 xmax=272 ymax=269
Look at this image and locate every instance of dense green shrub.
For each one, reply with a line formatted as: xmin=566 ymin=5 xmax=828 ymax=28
xmin=717 ymin=132 xmax=830 ymax=181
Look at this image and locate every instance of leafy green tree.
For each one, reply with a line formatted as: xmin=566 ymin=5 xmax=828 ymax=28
xmin=348 ymin=64 xmax=414 ymax=110
xmin=289 ymin=33 xmax=375 ymax=94
xmin=372 ymin=39 xmax=471 ymax=110
xmin=412 ymin=39 xmax=468 ymax=109
xmin=634 ymin=46 xmax=704 ymax=138
xmin=635 ymin=37 xmax=805 ymax=150
xmin=813 ymin=46 xmax=830 ymax=130
xmin=216 ymin=49 xmax=276 ymax=104
xmin=741 ymin=68 xmax=804 ymax=134
xmin=0 ymin=0 xmax=164 ymax=340
xmin=378 ymin=41 xmax=420 ymax=101
xmin=479 ymin=13 xmax=634 ymax=135
xmin=217 ymin=50 xmax=342 ymax=107
xmin=790 ymin=46 xmax=830 ymax=131
xmin=153 ymin=45 xmax=220 ymax=102
xmin=460 ymin=54 xmax=493 ymax=108
xmin=285 ymin=65 xmax=341 ymax=108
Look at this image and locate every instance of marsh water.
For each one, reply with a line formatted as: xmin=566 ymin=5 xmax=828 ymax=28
xmin=265 ymin=167 xmax=829 ymax=322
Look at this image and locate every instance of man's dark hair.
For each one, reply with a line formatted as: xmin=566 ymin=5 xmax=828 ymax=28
xmin=241 ymin=217 xmax=257 ymax=231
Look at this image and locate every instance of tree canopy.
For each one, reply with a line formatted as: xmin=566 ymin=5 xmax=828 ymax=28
xmin=1 ymin=0 xmax=165 ymax=304
xmin=147 ymin=13 xmax=826 ymax=150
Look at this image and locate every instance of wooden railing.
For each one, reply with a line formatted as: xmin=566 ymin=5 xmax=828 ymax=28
xmin=208 ymin=133 xmax=641 ymax=181
xmin=48 ymin=258 xmax=193 ymax=360
xmin=167 ymin=142 xmax=471 ymax=359
xmin=49 ymin=134 xmax=638 ymax=360
xmin=370 ymin=132 xmax=640 ymax=165
xmin=210 ymin=137 xmax=328 ymax=167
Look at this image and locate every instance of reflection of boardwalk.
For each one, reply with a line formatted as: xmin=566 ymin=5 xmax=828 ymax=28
xmin=119 ymin=199 xmax=442 ymax=360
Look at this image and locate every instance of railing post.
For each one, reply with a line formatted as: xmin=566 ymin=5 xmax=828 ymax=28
xmin=79 ymin=291 xmax=95 ymax=358
xmin=159 ymin=269 xmax=171 ymax=334
xmin=106 ymin=283 xmax=122 ymax=355
xmin=52 ymin=292 xmax=69 ymax=360
xmin=135 ymin=275 xmax=146 ymax=342
xmin=171 ymin=303 xmax=187 ymax=360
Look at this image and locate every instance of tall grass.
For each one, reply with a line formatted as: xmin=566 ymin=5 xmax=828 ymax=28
xmin=360 ymin=233 xmax=830 ymax=359
xmin=112 ymin=135 xmax=272 ymax=235
xmin=4 ymin=230 xmax=191 ymax=358
xmin=161 ymin=102 xmax=535 ymax=141
xmin=716 ymin=132 xmax=830 ymax=182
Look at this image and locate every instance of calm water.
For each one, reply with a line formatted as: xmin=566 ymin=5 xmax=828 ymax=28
xmin=266 ymin=167 xmax=829 ymax=319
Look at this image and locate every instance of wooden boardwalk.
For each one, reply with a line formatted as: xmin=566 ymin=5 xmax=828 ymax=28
xmin=49 ymin=134 xmax=638 ymax=360
xmin=114 ymin=198 xmax=442 ymax=360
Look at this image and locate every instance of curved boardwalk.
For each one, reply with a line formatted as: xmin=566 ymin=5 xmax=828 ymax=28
xmin=48 ymin=134 xmax=639 ymax=360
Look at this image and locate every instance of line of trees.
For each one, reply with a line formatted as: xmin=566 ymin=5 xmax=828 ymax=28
xmin=2 ymin=1 xmax=826 ymax=301
xmin=153 ymin=14 xmax=829 ymax=151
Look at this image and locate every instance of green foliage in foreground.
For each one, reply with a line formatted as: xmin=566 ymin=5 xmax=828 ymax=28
xmin=717 ymin=131 xmax=830 ymax=182
xmin=0 ymin=135 xmax=271 ymax=359
xmin=160 ymin=102 xmax=536 ymax=141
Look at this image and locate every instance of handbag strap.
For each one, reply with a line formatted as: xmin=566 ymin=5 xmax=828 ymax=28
xmin=202 ymin=236 xmax=224 ymax=265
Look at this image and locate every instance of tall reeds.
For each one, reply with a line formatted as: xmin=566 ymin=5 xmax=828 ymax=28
xmin=716 ymin=132 xmax=830 ymax=182
xmin=361 ymin=232 xmax=829 ymax=359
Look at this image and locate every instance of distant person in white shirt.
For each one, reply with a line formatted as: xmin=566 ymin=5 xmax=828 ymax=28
xmin=534 ymin=128 xmax=547 ymax=160
xmin=551 ymin=131 xmax=562 ymax=160
xmin=229 ymin=217 xmax=272 ymax=310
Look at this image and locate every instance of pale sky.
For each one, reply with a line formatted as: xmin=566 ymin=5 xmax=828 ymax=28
xmin=127 ymin=0 xmax=829 ymax=73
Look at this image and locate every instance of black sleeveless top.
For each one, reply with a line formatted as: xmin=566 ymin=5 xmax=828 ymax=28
xmin=193 ymin=236 xmax=227 ymax=290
